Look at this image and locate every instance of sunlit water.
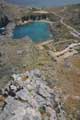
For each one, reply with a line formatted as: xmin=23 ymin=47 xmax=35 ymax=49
xmin=7 ymin=0 xmax=80 ymax=7
xmin=13 ymin=22 xmax=53 ymax=42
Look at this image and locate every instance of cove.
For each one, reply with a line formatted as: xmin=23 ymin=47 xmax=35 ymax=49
xmin=13 ymin=22 xmax=53 ymax=43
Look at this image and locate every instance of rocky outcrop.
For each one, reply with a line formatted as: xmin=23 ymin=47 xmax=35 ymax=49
xmin=0 ymin=69 xmax=66 ymax=120
xmin=0 ymin=14 xmax=9 ymax=28
xmin=0 ymin=3 xmax=9 ymax=34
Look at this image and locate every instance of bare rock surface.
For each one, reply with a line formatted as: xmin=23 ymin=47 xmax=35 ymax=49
xmin=0 ymin=69 xmax=66 ymax=120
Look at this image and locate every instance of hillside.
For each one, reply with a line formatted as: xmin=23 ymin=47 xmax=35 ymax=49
xmin=0 ymin=2 xmax=80 ymax=120
xmin=56 ymin=4 xmax=80 ymax=32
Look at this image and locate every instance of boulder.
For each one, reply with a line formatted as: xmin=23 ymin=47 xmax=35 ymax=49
xmin=16 ymin=88 xmax=30 ymax=101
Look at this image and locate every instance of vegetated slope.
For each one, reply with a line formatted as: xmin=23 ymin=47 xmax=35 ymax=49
xmin=0 ymin=37 xmax=39 ymax=88
xmin=0 ymin=2 xmax=80 ymax=119
xmin=58 ymin=4 xmax=80 ymax=32
xmin=0 ymin=0 xmax=31 ymax=24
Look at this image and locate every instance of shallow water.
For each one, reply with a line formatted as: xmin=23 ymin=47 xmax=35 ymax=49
xmin=7 ymin=0 xmax=80 ymax=7
xmin=0 ymin=28 xmax=5 ymax=35
xmin=13 ymin=22 xmax=53 ymax=42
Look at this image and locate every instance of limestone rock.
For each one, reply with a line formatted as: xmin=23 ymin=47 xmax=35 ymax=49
xmin=0 ymin=69 xmax=66 ymax=120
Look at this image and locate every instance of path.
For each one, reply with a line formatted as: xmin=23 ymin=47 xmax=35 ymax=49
xmin=48 ymin=42 xmax=80 ymax=61
xmin=36 ymin=39 xmax=53 ymax=50
xmin=50 ymin=11 xmax=80 ymax=39
xmin=60 ymin=18 xmax=80 ymax=38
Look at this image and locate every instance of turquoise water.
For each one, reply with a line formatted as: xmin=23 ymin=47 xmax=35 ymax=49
xmin=13 ymin=22 xmax=53 ymax=42
xmin=7 ymin=0 xmax=80 ymax=7
xmin=0 ymin=28 xmax=5 ymax=35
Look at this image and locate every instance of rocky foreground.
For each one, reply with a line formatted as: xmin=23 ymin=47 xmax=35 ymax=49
xmin=0 ymin=69 xmax=66 ymax=120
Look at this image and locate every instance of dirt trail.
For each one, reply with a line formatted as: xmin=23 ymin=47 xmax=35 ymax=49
xmin=51 ymin=11 xmax=80 ymax=38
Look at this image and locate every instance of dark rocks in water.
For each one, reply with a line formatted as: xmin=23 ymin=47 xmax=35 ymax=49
xmin=0 ymin=15 xmax=9 ymax=28
xmin=21 ymin=13 xmax=48 ymax=22
xmin=0 ymin=13 xmax=9 ymax=35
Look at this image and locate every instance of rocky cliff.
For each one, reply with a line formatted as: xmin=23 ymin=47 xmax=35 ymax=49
xmin=0 ymin=14 xmax=9 ymax=27
xmin=0 ymin=1 xmax=9 ymax=27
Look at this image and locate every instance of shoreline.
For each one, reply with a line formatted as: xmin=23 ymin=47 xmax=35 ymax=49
xmin=17 ymin=19 xmax=54 ymax=26
xmin=13 ymin=20 xmax=54 ymax=43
